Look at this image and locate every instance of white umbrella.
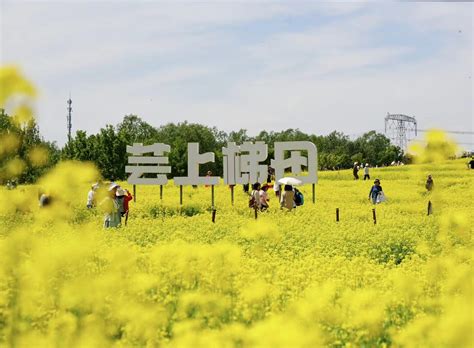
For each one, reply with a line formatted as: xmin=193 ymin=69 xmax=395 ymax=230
xmin=277 ymin=177 xmax=302 ymax=186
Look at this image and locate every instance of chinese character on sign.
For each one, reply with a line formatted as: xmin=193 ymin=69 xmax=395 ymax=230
xmin=126 ymin=143 xmax=171 ymax=185
xmin=222 ymin=142 xmax=268 ymax=185
xmin=222 ymin=142 xmax=241 ymax=185
xmin=271 ymin=141 xmax=317 ymax=184
xmin=174 ymin=143 xmax=220 ymax=186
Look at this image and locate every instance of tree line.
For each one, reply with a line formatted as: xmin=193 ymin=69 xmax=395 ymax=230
xmin=1 ymin=112 xmax=403 ymax=183
xmin=62 ymin=115 xmax=403 ymax=180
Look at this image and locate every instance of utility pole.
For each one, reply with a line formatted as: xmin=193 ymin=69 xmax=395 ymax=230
xmin=67 ymin=96 xmax=72 ymax=142
xmin=384 ymin=113 xmax=417 ymax=151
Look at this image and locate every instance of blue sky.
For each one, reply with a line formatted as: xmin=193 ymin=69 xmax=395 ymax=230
xmin=1 ymin=1 xmax=472 ymax=149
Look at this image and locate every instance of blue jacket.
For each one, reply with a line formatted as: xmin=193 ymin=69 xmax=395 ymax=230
xmin=369 ymin=185 xmax=382 ymax=199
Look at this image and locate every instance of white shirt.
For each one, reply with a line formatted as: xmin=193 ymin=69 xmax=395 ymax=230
xmin=87 ymin=190 xmax=95 ymax=206
xmin=259 ymin=190 xmax=268 ymax=206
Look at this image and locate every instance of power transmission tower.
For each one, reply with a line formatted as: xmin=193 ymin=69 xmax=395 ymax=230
xmin=384 ymin=113 xmax=417 ymax=151
xmin=67 ymin=96 xmax=72 ymax=142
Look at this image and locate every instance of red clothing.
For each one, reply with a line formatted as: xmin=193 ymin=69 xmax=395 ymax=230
xmin=124 ymin=192 xmax=133 ymax=212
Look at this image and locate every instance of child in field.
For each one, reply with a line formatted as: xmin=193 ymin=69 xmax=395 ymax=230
xmin=368 ymin=179 xmax=384 ymax=204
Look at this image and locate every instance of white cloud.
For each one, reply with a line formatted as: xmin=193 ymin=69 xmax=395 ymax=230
xmin=1 ymin=1 xmax=472 ymax=149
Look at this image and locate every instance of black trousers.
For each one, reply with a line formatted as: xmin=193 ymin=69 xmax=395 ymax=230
xmin=364 ymin=174 xmax=370 ymax=180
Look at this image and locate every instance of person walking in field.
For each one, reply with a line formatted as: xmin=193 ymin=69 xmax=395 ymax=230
xmin=259 ymin=184 xmax=270 ymax=211
xmin=425 ymin=175 xmax=434 ymax=192
xmin=368 ymin=179 xmax=384 ymax=204
xmin=280 ymin=184 xmax=295 ymax=211
xmin=249 ymin=183 xmax=261 ymax=210
xmin=353 ymin=162 xmax=360 ymax=180
xmin=102 ymin=183 xmax=121 ymax=228
xmin=363 ymin=163 xmax=370 ymax=180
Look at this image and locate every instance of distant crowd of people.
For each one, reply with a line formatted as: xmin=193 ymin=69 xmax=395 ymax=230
xmin=87 ymin=182 xmax=133 ymax=228
xmin=248 ymin=182 xmax=304 ymax=212
xmin=34 ymin=156 xmax=474 ymax=228
xmin=352 ymin=162 xmax=372 ymax=180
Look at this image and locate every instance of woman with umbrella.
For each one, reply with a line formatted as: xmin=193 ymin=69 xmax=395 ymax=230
xmin=278 ymin=177 xmax=301 ymax=211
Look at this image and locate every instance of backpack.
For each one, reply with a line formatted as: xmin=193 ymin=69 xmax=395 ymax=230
xmin=249 ymin=191 xmax=257 ymax=208
xmin=294 ymin=190 xmax=304 ymax=206
xmin=248 ymin=196 xmax=256 ymax=208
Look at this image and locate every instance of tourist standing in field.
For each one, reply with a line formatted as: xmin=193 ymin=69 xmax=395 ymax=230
xmin=249 ymin=183 xmax=261 ymax=210
xmin=425 ymin=175 xmax=434 ymax=191
xmin=115 ymin=188 xmax=127 ymax=217
xmin=123 ymin=189 xmax=133 ymax=225
xmin=363 ymin=163 xmax=370 ymax=180
xmin=274 ymin=182 xmax=281 ymax=199
xmin=39 ymin=193 xmax=52 ymax=207
xmin=205 ymin=170 xmax=212 ymax=188
xmin=280 ymin=184 xmax=295 ymax=211
xmin=102 ymin=183 xmax=121 ymax=228
xmin=353 ymin=162 xmax=360 ymax=180
xmin=469 ymin=157 xmax=474 ymax=169
xmin=86 ymin=184 xmax=98 ymax=208
xmin=116 ymin=188 xmax=133 ymax=225
xmin=243 ymin=180 xmax=250 ymax=193
xmin=267 ymin=166 xmax=274 ymax=183
xmin=369 ymin=179 xmax=384 ymax=204
xmin=259 ymin=184 xmax=270 ymax=211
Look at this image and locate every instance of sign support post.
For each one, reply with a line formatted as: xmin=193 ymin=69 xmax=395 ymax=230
xmin=211 ymin=185 xmax=215 ymax=208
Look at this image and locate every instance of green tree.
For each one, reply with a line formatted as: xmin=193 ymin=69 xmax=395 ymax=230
xmin=353 ymin=131 xmax=402 ymax=166
xmin=0 ymin=110 xmax=60 ymax=183
xmin=117 ymin=114 xmax=159 ymax=145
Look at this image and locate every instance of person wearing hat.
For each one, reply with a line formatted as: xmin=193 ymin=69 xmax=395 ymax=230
xmin=368 ymin=179 xmax=384 ymax=204
xmin=363 ymin=163 xmax=370 ymax=180
xmin=353 ymin=162 xmax=360 ymax=180
xmin=102 ymin=182 xmax=121 ymax=228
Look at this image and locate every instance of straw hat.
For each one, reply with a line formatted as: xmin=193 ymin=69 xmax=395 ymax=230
xmin=108 ymin=182 xmax=119 ymax=191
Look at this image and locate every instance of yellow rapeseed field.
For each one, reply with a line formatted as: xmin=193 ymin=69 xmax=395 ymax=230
xmin=0 ymin=159 xmax=472 ymax=347
xmin=0 ymin=66 xmax=472 ymax=347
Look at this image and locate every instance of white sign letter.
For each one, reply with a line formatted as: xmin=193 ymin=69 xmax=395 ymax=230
xmin=126 ymin=143 xmax=171 ymax=185
xmin=271 ymin=141 xmax=317 ymax=184
xmin=174 ymin=143 xmax=219 ymax=186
